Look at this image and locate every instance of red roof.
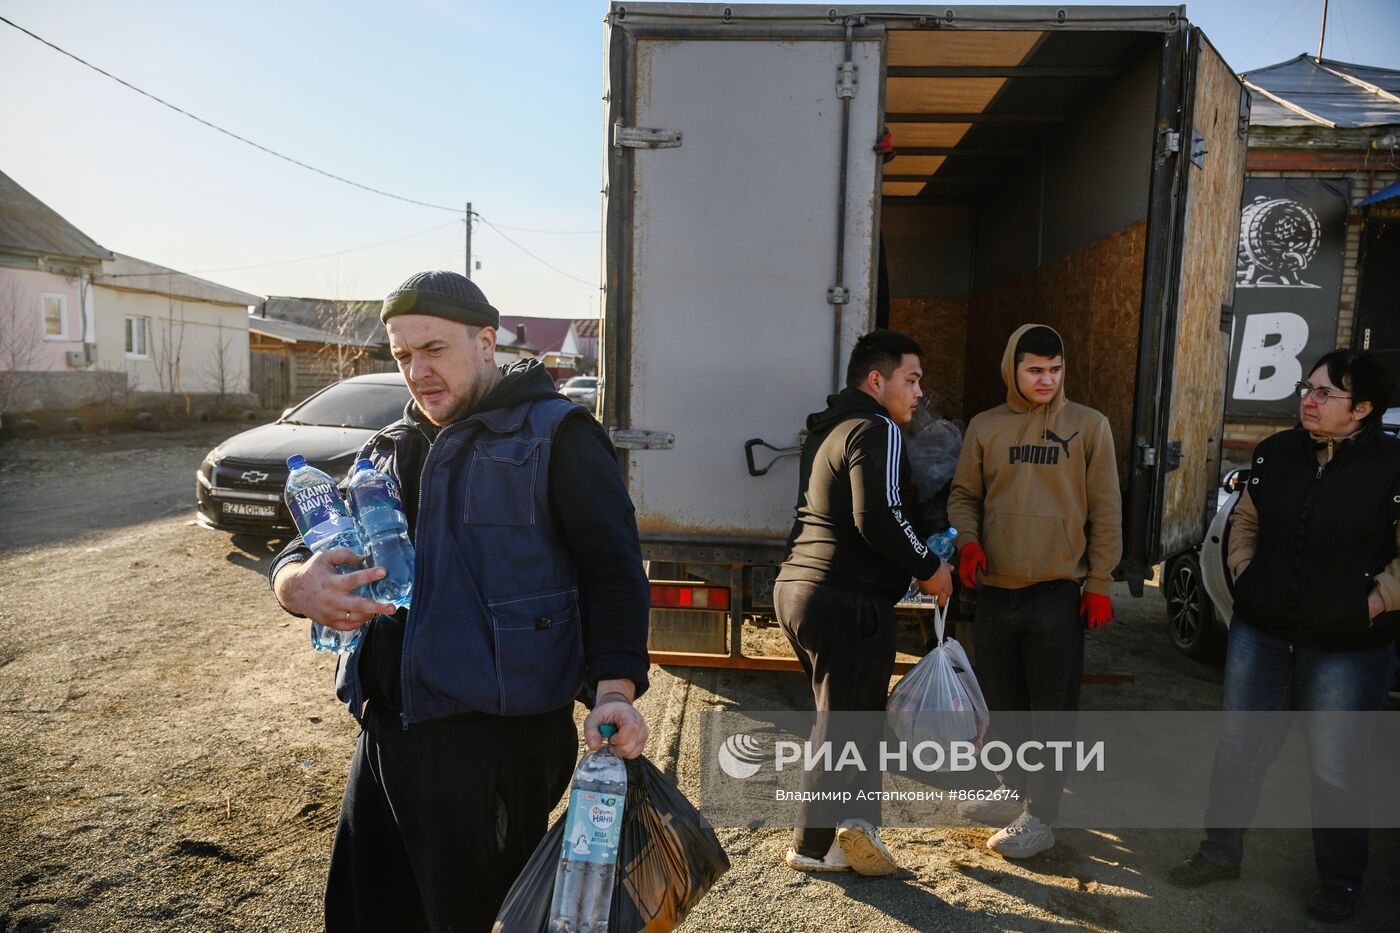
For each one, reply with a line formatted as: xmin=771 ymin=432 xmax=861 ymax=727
xmin=574 ymin=318 xmax=600 ymax=339
xmin=498 ymin=316 xmax=576 ymax=354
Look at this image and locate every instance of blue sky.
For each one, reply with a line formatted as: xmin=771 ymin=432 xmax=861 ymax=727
xmin=2 ymin=0 xmax=1396 ymax=318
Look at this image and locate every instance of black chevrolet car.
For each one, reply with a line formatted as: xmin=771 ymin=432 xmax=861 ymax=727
xmin=196 ymin=372 xmax=412 ymax=536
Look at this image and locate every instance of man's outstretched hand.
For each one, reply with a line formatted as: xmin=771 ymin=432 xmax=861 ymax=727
xmin=958 ymin=541 xmax=987 ymax=590
xmin=1081 ymin=592 xmax=1113 ymax=630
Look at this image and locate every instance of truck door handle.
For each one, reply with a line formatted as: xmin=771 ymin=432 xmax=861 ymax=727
xmin=745 ymin=438 xmax=800 ymax=477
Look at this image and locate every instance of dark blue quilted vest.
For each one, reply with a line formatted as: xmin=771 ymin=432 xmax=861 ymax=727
xmin=340 ymin=395 xmax=584 ymax=725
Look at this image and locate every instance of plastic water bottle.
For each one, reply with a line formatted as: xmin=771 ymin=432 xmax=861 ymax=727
xmin=905 ymin=527 xmax=959 ymax=601
xmin=346 ymin=458 xmax=415 ymax=609
xmin=284 ymin=454 xmax=369 ymax=655
xmin=930 ymin=526 xmax=958 ymax=562
xmin=549 ymin=724 xmax=627 ymax=932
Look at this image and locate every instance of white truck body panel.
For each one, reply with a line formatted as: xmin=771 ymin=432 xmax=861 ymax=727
xmin=621 ymin=36 xmax=882 ymax=543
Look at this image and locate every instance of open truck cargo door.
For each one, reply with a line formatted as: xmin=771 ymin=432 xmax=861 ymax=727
xmin=601 ymin=9 xmax=882 ymax=557
xmin=1129 ymin=26 xmax=1248 ymax=576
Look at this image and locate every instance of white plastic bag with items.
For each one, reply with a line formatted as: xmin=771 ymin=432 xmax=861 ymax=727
xmin=887 ymin=603 xmax=990 ymax=754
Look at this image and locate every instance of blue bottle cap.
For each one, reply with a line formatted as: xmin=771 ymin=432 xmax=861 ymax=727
xmin=287 ymin=454 xmax=306 ymax=469
xmin=599 ymin=723 xmax=618 ymax=739
xmin=354 ymin=458 xmax=374 ymax=472
xmin=946 ymin=526 xmax=958 ymax=538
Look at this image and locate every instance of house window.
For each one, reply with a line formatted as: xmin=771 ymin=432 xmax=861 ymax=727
xmin=125 ymin=316 xmax=150 ymax=358
xmin=41 ymin=293 xmax=68 ymax=340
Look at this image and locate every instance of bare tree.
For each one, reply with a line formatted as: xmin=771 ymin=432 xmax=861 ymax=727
xmin=0 ymin=280 xmax=46 ymax=415
xmin=315 ymin=299 xmax=370 ymax=378
xmin=200 ymin=326 xmax=244 ymax=411
xmin=150 ymin=297 xmax=187 ymax=412
xmin=314 ymin=265 xmax=376 ymax=380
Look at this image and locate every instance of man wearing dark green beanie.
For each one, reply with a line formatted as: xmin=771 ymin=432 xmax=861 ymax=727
xmin=271 ymin=270 xmax=651 ymax=931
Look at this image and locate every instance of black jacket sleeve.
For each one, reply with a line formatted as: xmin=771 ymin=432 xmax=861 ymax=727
xmin=848 ymin=417 xmax=941 ymax=581
xmin=549 ymin=414 xmax=651 ymax=700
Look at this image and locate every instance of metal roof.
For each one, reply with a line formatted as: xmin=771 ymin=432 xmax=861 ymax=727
xmin=0 ymin=169 xmax=112 ymax=263
xmin=96 ymin=253 xmax=263 ymax=307
xmin=1244 ymin=55 xmax=1400 ymax=129
xmin=248 ymin=315 xmax=373 ymax=347
xmin=263 ymin=296 xmax=387 ymax=346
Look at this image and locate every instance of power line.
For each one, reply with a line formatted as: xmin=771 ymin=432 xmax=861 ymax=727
xmin=0 ymin=14 xmax=461 ymax=213
xmin=102 ymin=220 xmax=461 ymax=277
xmin=486 ymin=221 xmax=599 ymax=235
xmin=476 ymin=216 xmax=597 ymax=288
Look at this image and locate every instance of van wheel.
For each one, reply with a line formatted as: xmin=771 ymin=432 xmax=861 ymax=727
xmin=1165 ymin=553 xmax=1217 ymax=658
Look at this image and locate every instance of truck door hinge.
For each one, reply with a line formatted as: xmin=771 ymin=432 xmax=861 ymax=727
xmin=613 ymin=124 xmax=682 ymax=150
xmin=1137 ymin=443 xmax=1157 ymax=468
xmin=1158 ymin=129 xmax=1181 ymax=160
xmin=608 ymin=428 xmax=675 ymax=450
xmin=1165 ymin=440 xmax=1183 ymax=472
xmin=836 ymin=62 xmax=858 ymax=99
xmin=827 ymin=286 xmax=849 ymax=305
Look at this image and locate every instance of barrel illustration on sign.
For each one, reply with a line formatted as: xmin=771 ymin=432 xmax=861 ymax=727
xmin=1236 ymin=195 xmax=1322 ymax=288
xmin=1226 ymin=178 xmax=1350 ymax=419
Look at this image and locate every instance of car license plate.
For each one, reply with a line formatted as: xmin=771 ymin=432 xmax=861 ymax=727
xmin=223 ymin=501 xmax=277 ymax=518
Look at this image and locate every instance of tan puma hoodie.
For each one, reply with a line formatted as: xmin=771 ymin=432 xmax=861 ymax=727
xmin=947 ymin=324 xmax=1123 ymax=595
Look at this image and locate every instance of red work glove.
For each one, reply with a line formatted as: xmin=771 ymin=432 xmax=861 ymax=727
xmin=1081 ymin=592 xmax=1113 ymax=630
xmin=957 ymin=541 xmax=987 ymax=590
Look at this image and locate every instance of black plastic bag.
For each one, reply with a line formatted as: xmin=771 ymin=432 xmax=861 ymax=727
xmin=494 ymin=755 xmax=729 ymax=932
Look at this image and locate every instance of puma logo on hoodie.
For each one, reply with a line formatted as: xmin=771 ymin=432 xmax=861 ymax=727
xmin=1007 ymin=429 xmax=1079 ymax=465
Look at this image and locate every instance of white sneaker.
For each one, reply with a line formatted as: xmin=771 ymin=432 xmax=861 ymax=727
xmin=957 ymin=795 xmax=1025 ymax=825
xmin=784 ymin=837 xmax=851 ymax=872
xmin=987 ymin=812 xmax=1055 ymax=859
xmin=836 ymin=819 xmax=899 ymax=876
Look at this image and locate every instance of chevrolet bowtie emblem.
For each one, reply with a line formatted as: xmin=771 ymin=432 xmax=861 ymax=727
xmin=240 ymin=470 xmax=269 ymax=483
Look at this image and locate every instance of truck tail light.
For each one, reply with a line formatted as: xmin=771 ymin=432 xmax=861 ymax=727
xmin=650 ymin=583 xmax=731 ymax=611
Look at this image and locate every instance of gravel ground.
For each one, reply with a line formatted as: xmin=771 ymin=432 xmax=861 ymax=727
xmin=1 ymin=426 xmax=1395 ymax=932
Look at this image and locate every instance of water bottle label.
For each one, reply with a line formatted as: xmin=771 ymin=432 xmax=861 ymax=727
xmin=561 ymin=789 xmax=624 ymax=865
xmin=352 ymin=476 xmax=402 ymax=514
xmin=287 ymin=480 xmax=347 ymax=537
xmin=303 ymin=514 xmax=357 ymax=550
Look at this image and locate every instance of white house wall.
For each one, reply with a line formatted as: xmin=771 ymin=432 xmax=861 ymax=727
xmin=93 ymin=287 xmax=250 ymax=394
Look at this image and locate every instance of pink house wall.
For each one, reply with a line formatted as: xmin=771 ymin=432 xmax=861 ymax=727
xmin=0 ymin=267 xmax=87 ymax=372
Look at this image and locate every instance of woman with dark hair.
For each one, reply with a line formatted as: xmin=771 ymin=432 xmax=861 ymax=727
xmin=1167 ymin=349 xmax=1400 ymax=924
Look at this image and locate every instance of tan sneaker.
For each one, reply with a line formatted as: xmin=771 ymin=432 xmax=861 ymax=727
xmin=836 ymin=819 xmax=898 ymax=876
xmin=987 ymin=812 xmax=1055 ymax=859
xmin=783 ymin=838 xmax=851 ymax=872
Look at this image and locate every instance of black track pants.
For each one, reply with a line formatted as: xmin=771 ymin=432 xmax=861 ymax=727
xmin=775 ymin=579 xmax=896 ymax=859
xmin=325 ymin=702 xmax=577 ymax=933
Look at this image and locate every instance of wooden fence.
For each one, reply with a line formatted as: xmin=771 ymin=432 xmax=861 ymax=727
xmin=249 ymin=351 xmax=292 ymax=410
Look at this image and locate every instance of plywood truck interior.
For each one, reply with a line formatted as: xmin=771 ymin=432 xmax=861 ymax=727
xmin=881 ymin=27 xmax=1164 ymax=498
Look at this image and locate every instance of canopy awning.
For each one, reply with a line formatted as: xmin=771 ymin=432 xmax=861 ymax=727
xmin=1359 ymin=179 xmax=1400 ymax=207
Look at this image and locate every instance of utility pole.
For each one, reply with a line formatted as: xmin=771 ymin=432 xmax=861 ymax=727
xmin=1317 ymin=0 xmax=1329 ymax=61
xmin=464 ymin=202 xmax=473 ymax=279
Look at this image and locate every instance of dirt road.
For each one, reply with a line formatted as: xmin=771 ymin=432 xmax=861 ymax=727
xmin=1 ymin=427 xmax=1395 ymax=932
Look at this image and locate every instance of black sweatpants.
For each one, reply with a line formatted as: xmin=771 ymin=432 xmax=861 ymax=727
xmin=971 ymin=580 xmax=1084 ymax=822
xmin=325 ymin=701 xmax=577 ymax=933
xmin=775 ymin=579 xmax=896 ymax=858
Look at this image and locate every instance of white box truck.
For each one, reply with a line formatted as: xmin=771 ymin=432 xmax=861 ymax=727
xmin=599 ymin=4 xmax=1248 ymax=668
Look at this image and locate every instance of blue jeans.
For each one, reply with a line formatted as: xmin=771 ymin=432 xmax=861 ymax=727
xmin=1198 ymin=618 xmax=1394 ymax=889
